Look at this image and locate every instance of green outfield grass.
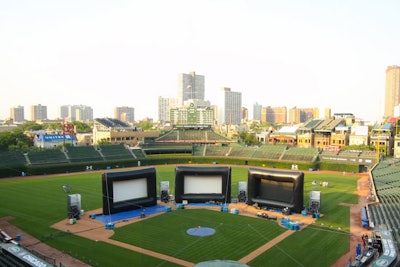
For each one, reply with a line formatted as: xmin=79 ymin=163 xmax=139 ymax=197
xmin=112 ymin=209 xmax=287 ymax=263
xmin=0 ymin=166 xmax=359 ymax=267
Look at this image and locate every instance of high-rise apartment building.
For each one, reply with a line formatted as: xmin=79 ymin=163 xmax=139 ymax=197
xmin=253 ymin=102 xmax=262 ymax=121
xmin=59 ymin=105 xmax=93 ymax=122
xmin=59 ymin=105 xmax=71 ymax=121
xmin=158 ymin=96 xmax=179 ymax=123
xmin=114 ymin=106 xmax=135 ymax=123
xmin=288 ymin=107 xmax=318 ymax=124
xmin=384 ymin=65 xmax=400 ymax=118
xmin=177 ymin=71 xmax=205 ymax=105
xmin=76 ymin=106 xmax=93 ymax=122
xmin=10 ymin=106 xmax=25 ymax=123
xmin=30 ymin=104 xmax=47 ymax=121
xmin=218 ymin=87 xmax=242 ymax=125
xmin=261 ymin=106 xmax=287 ymax=124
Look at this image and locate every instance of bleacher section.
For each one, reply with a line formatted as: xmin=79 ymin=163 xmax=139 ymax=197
xmin=195 ymin=144 xmax=321 ymax=162
xmin=66 ymin=146 xmax=104 ymax=163
xmin=203 ymin=146 xmax=231 ymax=157
xmin=130 ymin=148 xmax=146 ymax=158
xmin=227 ymin=147 xmax=255 ymax=158
xmin=155 ymin=129 xmax=232 ymax=143
xmin=251 ymin=145 xmax=287 ymax=160
xmin=370 ymin=158 xmax=400 ymax=246
xmin=0 ymin=249 xmax=26 ymax=267
xmin=156 ymin=130 xmax=178 ymax=142
xmin=281 ymin=147 xmax=319 ymax=162
xmin=27 ymin=149 xmax=69 ymax=165
xmin=0 ymin=151 xmax=27 ymax=167
xmin=99 ymin=144 xmax=135 ymax=161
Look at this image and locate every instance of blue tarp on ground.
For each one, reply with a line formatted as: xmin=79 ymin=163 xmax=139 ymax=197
xmin=183 ymin=203 xmax=226 ymax=207
xmin=95 ymin=205 xmax=167 ymax=224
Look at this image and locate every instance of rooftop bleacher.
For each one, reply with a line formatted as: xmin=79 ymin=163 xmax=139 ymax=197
xmin=95 ymin=118 xmax=131 ymax=128
xmin=302 ymin=119 xmax=324 ymax=129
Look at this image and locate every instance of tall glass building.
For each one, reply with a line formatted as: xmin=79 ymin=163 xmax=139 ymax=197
xmin=10 ymin=106 xmax=25 ymax=123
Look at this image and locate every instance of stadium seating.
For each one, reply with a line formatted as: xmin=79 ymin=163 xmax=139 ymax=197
xmin=192 ymin=145 xmax=206 ymax=156
xmin=370 ymin=158 xmax=400 ymax=245
xmin=130 ymin=148 xmax=146 ymax=158
xmin=0 ymin=249 xmax=26 ymax=267
xmin=281 ymin=147 xmax=319 ymax=162
xmin=251 ymin=145 xmax=286 ymax=160
xmin=99 ymin=144 xmax=135 ymax=161
xmin=156 ymin=129 xmax=231 ymax=143
xmin=0 ymin=151 xmax=27 ymax=167
xmin=204 ymin=146 xmax=231 ymax=157
xmin=228 ymin=147 xmax=254 ymax=158
xmin=27 ymin=149 xmax=69 ymax=165
xmin=66 ymin=146 xmax=104 ymax=163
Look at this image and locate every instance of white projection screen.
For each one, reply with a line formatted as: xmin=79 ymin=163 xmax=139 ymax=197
xmin=184 ymin=175 xmax=222 ymax=194
xmin=113 ymin=178 xmax=148 ymax=203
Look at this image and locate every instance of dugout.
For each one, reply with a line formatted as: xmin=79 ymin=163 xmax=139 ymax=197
xmin=247 ymin=168 xmax=304 ymax=213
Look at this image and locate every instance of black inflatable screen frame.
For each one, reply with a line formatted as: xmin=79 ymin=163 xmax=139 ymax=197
xmin=102 ymin=167 xmax=157 ymax=215
xmin=174 ymin=166 xmax=231 ymax=203
xmin=247 ymin=168 xmax=304 ymax=212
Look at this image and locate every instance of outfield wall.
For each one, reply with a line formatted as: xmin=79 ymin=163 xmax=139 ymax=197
xmin=0 ymin=156 xmax=361 ymax=178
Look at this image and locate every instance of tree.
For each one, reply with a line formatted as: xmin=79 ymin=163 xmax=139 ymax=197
xmin=137 ymin=121 xmax=153 ymax=130
xmin=97 ymin=138 xmax=111 ymax=145
xmin=237 ymin=131 xmax=261 ymax=146
xmin=0 ymin=128 xmax=32 ymax=152
xmin=18 ymin=121 xmax=43 ymax=131
xmin=71 ymin=121 xmax=92 ymax=133
xmin=42 ymin=122 xmax=62 ymax=131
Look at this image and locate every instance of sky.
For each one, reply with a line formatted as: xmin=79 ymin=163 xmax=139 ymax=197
xmin=1 ymin=0 xmax=400 ymax=123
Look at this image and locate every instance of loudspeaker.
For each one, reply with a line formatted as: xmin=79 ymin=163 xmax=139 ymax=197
xmin=67 ymin=194 xmax=81 ymax=219
xmin=238 ymin=181 xmax=247 ymax=202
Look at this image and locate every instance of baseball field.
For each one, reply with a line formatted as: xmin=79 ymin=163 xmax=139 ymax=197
xmin=0 ymin=165 xmax=360 ymax=266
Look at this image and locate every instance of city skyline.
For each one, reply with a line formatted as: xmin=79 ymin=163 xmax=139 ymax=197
xmin=2 ymin=1 xmax=400 ymax=122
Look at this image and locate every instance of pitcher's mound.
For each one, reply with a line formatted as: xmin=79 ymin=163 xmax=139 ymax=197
xmin=186 ymin=226 xmax=215 ymax=236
